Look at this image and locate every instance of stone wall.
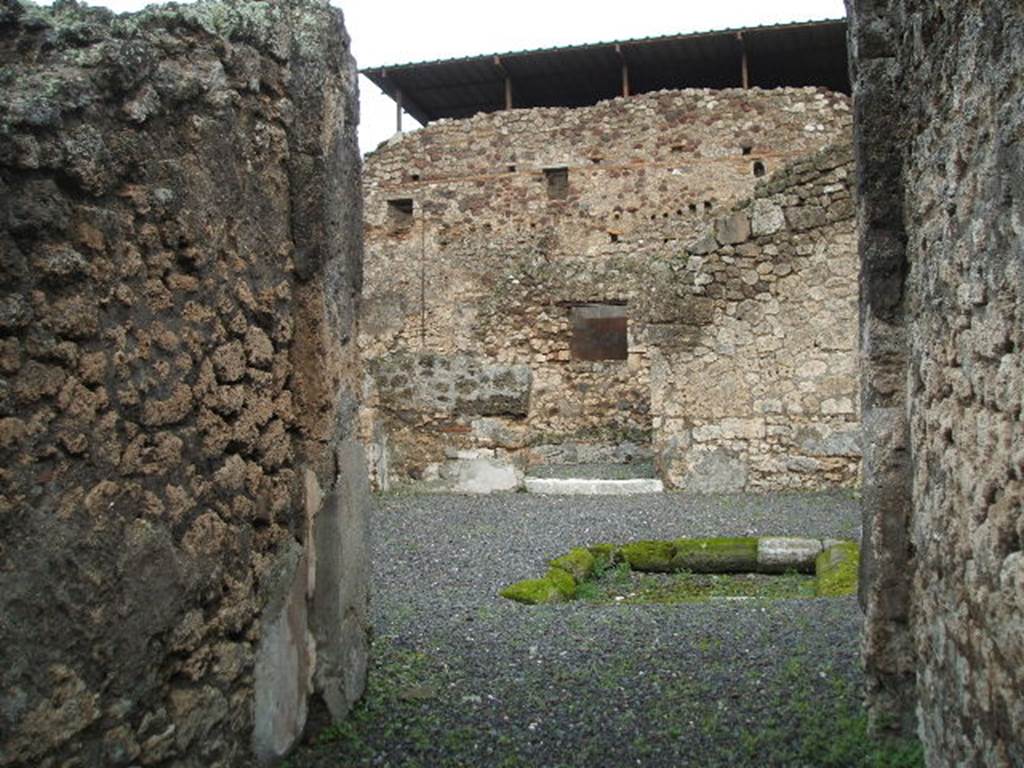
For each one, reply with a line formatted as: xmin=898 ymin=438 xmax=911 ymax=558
xmin=848 ymin=0 xmax=1023 ymax=764
xmin=360 ymin=87 xmax=859 ymax=491
xmin=0 ymin=1 xmax=369 ymax=765
xmin=654 ymin=144 xmax=860 ymax=492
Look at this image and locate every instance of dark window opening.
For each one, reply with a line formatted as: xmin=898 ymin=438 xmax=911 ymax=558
xmin=544 ymin=167 xmax=569 ymax=199
xmin=703 ymin=200 xmax=713 ymax=211
xmin=410 ymin=172 xmax=421 ymax=181
xmin=507 ymin=164 xmax=517 ymax=172
xmin=387 ymin=198 xmax=414 ymax=229
xmin=570 ymin=304 xmax=628 ymax=361
xmin=609 ymin=232 xmax=620 ymax=243
xmin=688 ymin=203 xmax=698 ymax=213
xmin=741 ymin=145 xmax=753 ymax=156
xmin=670 ymin=145 xmax=684 ymax=153
xmin=753 ymin=160 xmax=766 ymax=177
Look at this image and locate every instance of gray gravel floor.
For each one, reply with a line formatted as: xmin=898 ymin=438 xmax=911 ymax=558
xmin=290 ymin=490 xmax=887 ymax=768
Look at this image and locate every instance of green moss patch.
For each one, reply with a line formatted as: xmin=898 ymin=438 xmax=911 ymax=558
xmin=620 ymin=540 xmax=677 ymax=572
xmin=545 ymin=567 xmax=576 ymax=599
xmin=672 ymin=537 xmax=759 ymax=573
xmin=549 ymin=547 xmax=596 ymax=582
xmin=501 ymin=536 xmax=860 ymax=605
xmin=815 ymin=541 xmax=860 ymax=597
xmin=587 ymin=543 xmax=618 ymax=566
xmin=500 ymin=577 xmax=566 ymax=605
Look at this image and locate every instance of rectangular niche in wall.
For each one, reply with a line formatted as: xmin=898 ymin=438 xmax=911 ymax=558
xmin=543 ymin=167 xmax=569 ymax=200
xmin=570 ymin=303 xmax=628 ymax=361
xmin=387 ymin=198 xmax=414 ymax=230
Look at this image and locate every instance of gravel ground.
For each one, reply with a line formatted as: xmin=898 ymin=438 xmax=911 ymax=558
xmin=288 ymin=490 xmax=921 ymax=768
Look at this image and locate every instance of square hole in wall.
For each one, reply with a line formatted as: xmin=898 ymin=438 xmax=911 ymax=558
xmin=387 ymin=198 xmax=413 ymax=229
xmin=570 ymin=303 xmax=628 ymax=361
xmin=543 ymin=167 xmax=569 ymax=200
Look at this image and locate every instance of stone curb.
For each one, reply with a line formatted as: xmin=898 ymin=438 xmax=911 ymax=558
xmin=523 ymin=478 xmax=664 ymax=495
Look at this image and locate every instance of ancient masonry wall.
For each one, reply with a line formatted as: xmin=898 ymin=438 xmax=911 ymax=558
xmin=849 ymin=0 xmax=1023 ymax=764
xmin=0 ymin=1 xmax=369 ymax=766
xmin=654 ymin=144 xmax=860 ymax=492
xmin=360 ymin=86 xmax=859 ymax=491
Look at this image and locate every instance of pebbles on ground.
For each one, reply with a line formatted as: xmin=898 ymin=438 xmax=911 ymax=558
xmin=289 ymin=490 xmax=903 ymax=768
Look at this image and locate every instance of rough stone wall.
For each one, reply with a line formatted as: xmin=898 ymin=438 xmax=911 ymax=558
xmin=361 ymin=87 xmax=858 ymax=490
xmin=849 ymin=0 xmax=1023 ymax=763
xmin=654 ymin=144 xmax=860 ymax=492
xmin=0 ymin=1 xmax=369 ymax=766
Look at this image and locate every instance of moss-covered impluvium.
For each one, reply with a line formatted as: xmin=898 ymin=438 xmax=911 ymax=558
xmin=500 ymin=536 xmax=860 ymax=604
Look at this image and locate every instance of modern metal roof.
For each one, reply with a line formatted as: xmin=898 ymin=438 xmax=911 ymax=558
xmin=362 ymin=19 xmax=850 ymax=125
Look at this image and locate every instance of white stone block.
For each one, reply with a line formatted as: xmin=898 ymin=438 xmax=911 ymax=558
xmin=453 ymin=458 xmax=521 ymax=494
xmin=757 ymin=537 xmax=824 ymax=573
xmin=524 ymin=478 xmax=664 ymax=495
xmin=751 ymin=200 xmax=785 ymax=236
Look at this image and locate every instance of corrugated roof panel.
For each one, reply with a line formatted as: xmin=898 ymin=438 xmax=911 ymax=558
xmin=363 ymin=19 xmax=849 ymax=123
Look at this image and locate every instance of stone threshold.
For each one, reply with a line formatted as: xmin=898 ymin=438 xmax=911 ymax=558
xmin=523 ymin=477 xmax=664 ymax=495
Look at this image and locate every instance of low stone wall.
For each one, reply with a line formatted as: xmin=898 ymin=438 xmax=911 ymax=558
xmin=0 ymin=1 xmax=368 ymax=765
xmin=848 ymin=0 xmax=1023 ymax=763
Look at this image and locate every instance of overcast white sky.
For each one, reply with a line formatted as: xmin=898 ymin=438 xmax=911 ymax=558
xmin=56 ymin=0 xmax=847 ymax=154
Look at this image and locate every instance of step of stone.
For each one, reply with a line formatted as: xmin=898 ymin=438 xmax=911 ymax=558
xmin=526 ymin=461 xmax=656 ymax=480
xmin=523 ymin=477 xmax=664 ymax=495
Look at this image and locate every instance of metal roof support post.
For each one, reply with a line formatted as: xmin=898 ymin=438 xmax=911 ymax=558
xmin=494 ymin=55 xmax=513 ymax=110
xmin=396 ymin=88 xmax=403 ymax=132
xmin=737 ymin=32 xmax=749 ymax=89
xmin=615 ymin=44 xmax=630 ymax=97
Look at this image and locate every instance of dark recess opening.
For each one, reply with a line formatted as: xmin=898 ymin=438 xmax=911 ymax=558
xmin=507 ymin=164 xmax=517 ymax=172
xmin=741 ymin=145 xmax=753 ymax=156
xmin=387 ymin=198 xmax=414 ymax=228
xmin=544 ymin=167 xmax=569 ymax=199
xmin=570 ymin=303 xmax=628 ymax=361
xmin=753 ymin=161 xmax=766 ymax=177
